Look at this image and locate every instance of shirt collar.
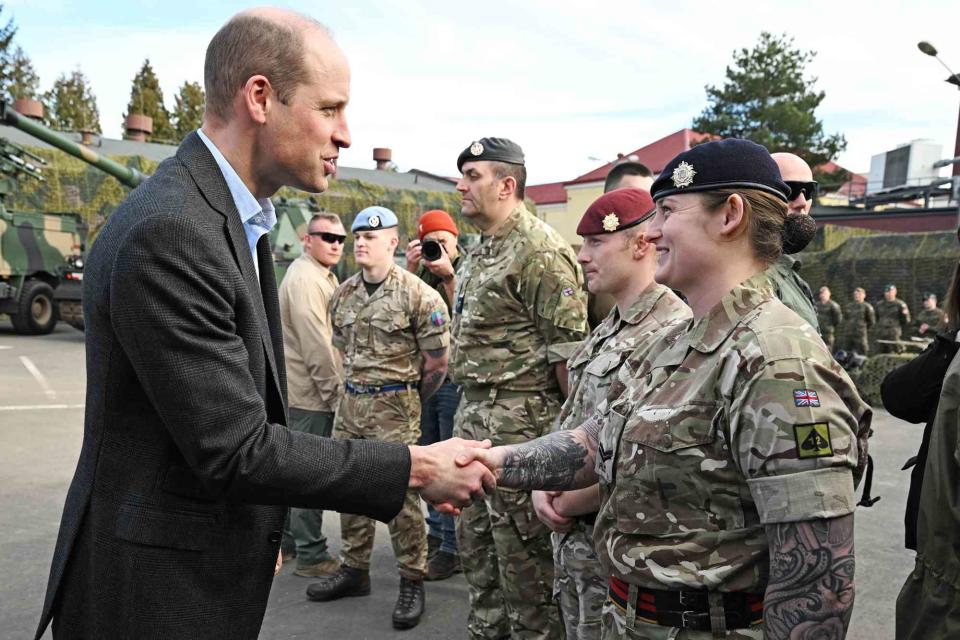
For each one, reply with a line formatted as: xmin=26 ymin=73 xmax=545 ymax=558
xmin=196 ymin=129 xmax=275 ymax=228
xmin=686 ymin=271 xmax=773 ymax=353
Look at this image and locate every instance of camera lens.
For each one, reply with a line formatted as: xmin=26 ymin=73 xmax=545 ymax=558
xmin=422 ymin=240 xmax=442 ymax=261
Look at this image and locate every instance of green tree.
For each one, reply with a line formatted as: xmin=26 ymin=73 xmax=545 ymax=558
xmin=6 ymin=46 xmax=40 ymax=101
xmin=44 ymin=69 xmax=101 ymax=133
xmin=124 ymin=59 xmax=174 ymax=141
xmin=171 ymin=81 xmax=205 ymax=140
xmin=692 ymin=32 xmax=846 ymax=167
xmin=0 ymin=4 xmax=17 ymax=97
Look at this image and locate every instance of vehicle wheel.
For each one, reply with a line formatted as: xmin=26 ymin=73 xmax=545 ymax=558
xmin=11 ymin=280 xmax=58 ymax=335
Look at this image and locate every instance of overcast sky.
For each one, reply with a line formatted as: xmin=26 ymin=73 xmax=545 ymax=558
xmin=8 ymin=0 xmax=960 ymax=185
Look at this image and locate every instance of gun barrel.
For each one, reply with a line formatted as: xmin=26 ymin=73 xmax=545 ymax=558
xmin=1 ymin=101 xmax=146 ymax=189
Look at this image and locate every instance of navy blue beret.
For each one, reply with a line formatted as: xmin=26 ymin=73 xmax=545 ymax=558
xmin=650 ymin=139 xmax=790 ymax=203
xmin=457 ymin=137 xmax=525 ymax=173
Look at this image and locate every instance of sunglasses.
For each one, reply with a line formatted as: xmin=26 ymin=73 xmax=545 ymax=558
xmin=308 ymin=231 xmax=346 ymax=245
xmin=785 ymin=180 xmax=819 ymax=202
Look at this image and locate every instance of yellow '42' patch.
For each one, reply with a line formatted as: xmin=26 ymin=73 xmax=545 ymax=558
xmin=793 ymin=422 xmax=833 ymax=459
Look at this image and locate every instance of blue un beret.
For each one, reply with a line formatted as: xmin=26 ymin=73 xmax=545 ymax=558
xmin=352 ymin=206 xmax=398 ymax=232
xmin=650 ymin=139 xmax=790 ymax=203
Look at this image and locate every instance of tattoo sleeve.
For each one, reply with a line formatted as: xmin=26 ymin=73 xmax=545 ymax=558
xmin=419 ymin=347 xmax=447 ymax=402
xmin=763 ymin=513 xmax=855 ymax=640
xmin=496 ymin=415 xmax=603 ymax=491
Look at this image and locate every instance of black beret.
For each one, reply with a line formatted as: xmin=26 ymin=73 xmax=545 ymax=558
xmin=457 ymin=137 xmax=525 ymax=172
xmin=650 ymin=139 xmax=790 ymax=203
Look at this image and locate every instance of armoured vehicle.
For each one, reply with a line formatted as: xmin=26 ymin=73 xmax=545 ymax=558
xmin=0 ymin=133 xmax=85 ymax=334
xmin=0 ymin=102 xmax=146 ymax=331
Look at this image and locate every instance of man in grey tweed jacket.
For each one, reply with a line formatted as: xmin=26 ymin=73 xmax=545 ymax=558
xmin=36 ymin=9 xmax=493 ymax=639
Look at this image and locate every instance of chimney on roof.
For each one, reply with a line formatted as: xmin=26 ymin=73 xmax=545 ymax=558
xmin=373 ymin=147 xmax=392 ymax=171
xmin=13 ymin=98 xmax=44 ymax=121
xmin=80 ymin=130 xmax=96 ymax=146
xmin=124 ymin=113 xmax=153 ymax=142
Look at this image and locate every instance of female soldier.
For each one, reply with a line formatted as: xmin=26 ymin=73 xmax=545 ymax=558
xmin=457 ymin=139 xmax=872 ymax=639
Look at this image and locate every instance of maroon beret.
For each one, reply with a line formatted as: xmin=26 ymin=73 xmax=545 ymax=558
xmin=576 ymin=188 xmax=655 ymax=236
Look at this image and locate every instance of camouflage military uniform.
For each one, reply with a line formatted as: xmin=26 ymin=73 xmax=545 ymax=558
xmin=330 ymin=263 xmax=449 ymax=580
xmin=838 ymin=301 xmax=876 ymax=355
xmin=875 ymin=297 xmax=911 ymax=354
xmin=553 ymin=283 xmax=690 ymax=640
xmin=915 ymin=307 xmax=946 ymax=337
xmin=764 ymin=254 xmax=818 ymax=331
xmin=451 ymin=202 xmax=588 ymax=639
xmin=815 ymin=299 xmax=843 ymax=351
xmin=594 ymin=273 xmax=870 ymax=639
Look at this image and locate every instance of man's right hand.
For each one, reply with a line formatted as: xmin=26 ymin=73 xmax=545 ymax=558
xmin=532 ymin=490 xmax=573 ymax=533
xmin=405 ymin=240 xmax=422 ymax=273
xmin=409 ymin=438 xmax=496 ymax=512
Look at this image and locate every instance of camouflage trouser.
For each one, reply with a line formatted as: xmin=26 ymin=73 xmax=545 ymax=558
xmin=837 ymin=330 xmax=869 ymax=355
xmin=553 ymin=523 xmax=605 ymax=640
xmin=875 ymin=323 xmax=903 ymax=354
xmin=454 ymin=392 xmax=563 ymax=639
xmin=334 ymin=388 xmax=427 ymax=579
xmin=600 ymin=600 xmax=763 ymax=639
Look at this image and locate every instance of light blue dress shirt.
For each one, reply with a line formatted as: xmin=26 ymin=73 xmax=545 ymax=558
xmin=196 ymin=129 xmax=276 ymax=278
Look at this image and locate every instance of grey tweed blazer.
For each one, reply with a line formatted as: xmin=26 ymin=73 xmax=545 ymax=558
xmin=36 ymin=132 xmax=410 ymax=639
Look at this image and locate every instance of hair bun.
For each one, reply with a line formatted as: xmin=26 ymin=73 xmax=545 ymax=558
xmin=782 ymin=213 xmax=817 ymax=254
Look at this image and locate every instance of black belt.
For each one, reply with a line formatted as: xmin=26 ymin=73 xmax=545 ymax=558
xmin=608 ymin=576 xmax=763 ymax=632
xmin=345 ymin=381 xmax=416 ymax=395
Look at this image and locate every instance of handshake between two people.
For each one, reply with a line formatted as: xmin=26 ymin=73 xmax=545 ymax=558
xmin=407 ymin=438 xmax=508 ymax=514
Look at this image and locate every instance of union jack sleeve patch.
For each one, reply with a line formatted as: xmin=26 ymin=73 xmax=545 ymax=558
xmin=793 ymin=389 xmax=820 ymax=407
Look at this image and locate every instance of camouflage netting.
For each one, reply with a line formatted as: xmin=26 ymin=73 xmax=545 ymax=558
xmin=7 ymin=147 xmax=471 ymax=250
xmin=849 ymin=353 xmax=914 ymax=407
xmin=798 ymin=229 xmax=958 ymax=313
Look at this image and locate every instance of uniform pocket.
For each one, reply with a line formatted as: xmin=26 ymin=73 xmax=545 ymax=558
xmin=368 ymin=313 xmax=411 ymax=357
xmin=113 ymin=501 xmax=220 ymax=551
xmin=491 ymin=487 xmax=547 ymax=541
xmin=614 ymin=401 xmax=745 ymax=533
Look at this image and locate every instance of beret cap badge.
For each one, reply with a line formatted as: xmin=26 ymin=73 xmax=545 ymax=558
xmin=470 ymin=141 xmax=484 ymax=156
xmin=368 ymin=215 xmax=381 ymax=228
xmin=602 ymin=213 xmax=620 ymax=232
xmin=671 ymin=161 xmax=696 ymax=188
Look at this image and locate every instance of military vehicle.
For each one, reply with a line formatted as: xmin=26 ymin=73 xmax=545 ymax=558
xmin=0 ymin=102 xmax=146 ymax=331
xmin=0 ymin=131 xmax=87 ymax=334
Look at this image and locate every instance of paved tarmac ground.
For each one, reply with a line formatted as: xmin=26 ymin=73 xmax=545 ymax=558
xmin=0 ymin=322 xmax=920 ymax=639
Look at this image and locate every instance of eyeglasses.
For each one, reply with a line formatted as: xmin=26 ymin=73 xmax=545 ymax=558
xmin=308 ymin=231 xmax=346 ymax=244
xmin=785 ymin=180 xmax=819 ymax=202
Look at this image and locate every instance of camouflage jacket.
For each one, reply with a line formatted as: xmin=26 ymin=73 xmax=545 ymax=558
xmin=876 ymin=297 xmax=911 ymax=329
xmin=450 ymin=203 xmax=588 ymax=391
xmin=554 ymin=283 xmax=690 ymax=433
xmin=331 ymin=264 xmax=449 ymax=385
xmin=764 ymin=254 xmax=819 ymax=330
xmin=916 ymin=307 xmax=946 ymax=336
xmin=842 ymin=301 xmax=876 ymax=332
xmin=594 ymin=272 xmax=870 ymax=592
xmin=416 ymin=252 xmax=462 ymax=314
xmin=815 ymin=299 xmax=843 ymax=335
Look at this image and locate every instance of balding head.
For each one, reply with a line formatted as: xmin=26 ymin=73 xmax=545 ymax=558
xmin=772 ymin=152 xmax=815 ymax=215
xmin=204 ymin=8 xmax=331 ymax=122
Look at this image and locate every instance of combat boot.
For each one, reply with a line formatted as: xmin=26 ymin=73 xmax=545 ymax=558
xmin=305 ymin=565 xmax=371 ymax=602
xmin=391 ymin=576 xmax=425 ymax=630
xmin=425 ymin=550 xmax=461 ymax=581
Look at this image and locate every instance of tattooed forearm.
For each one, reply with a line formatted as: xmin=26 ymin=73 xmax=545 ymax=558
xmin=763 ymin=513 xmax=855 ymax=640
xmin=497 ymin=416 xmax=602 ymax=491
xmin=419 ymin=348 xmax=447 ymax=401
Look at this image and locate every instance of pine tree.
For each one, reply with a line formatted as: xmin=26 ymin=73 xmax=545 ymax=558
xmin=123 ymin=59 xmax=174 ymax=142
xmin=0 ymin=4 xmax=17 ymax=97
xmin=6 ymin=46 xmax=40 ymax=101
xmin=171 ymin=81 xmax=205 ymax=140
xmin=44 ymin=69 xmax=102 ymax=133
xmin=692 ymin=32 xmax=846 ymax=167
